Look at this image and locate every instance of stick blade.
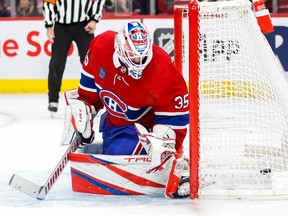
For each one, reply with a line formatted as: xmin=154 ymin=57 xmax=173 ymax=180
xmin=9 ymin=174 xmax=44 ymax=200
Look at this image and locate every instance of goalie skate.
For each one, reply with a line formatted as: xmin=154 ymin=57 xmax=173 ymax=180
xmin=172 ymin=158 xmax=190 ymax=198
xmin=173 ymin=176 xmax=190 ymax=198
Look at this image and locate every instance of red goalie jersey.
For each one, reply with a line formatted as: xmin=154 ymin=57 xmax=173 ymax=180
xmin=77 ymin=30 xmax=189 ymax=153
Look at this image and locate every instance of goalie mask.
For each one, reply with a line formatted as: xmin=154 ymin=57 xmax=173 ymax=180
xmin=115 ymin=21 xmax=153 ymax=79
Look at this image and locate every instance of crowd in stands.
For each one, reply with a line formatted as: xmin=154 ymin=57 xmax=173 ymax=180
xmin=16 ymin=0 xmax=41 ymax=17
xmin=0 ymin=0 xmax=43 ymax=17
xmin=0 ymin=0 xmax=10 ymax=16
xmin=0 ymin=0 xmax=287 ymax=18
xmin=103 ymin=0 xmax=174 ymax=15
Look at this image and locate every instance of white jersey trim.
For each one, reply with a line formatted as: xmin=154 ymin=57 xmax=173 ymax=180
xmin=154 ymin=111 xmax=189 ymax=116
xmin=168 ymin=125 xmax=189 ymax=130
xmin=79 ymin=83 xmax=97 ymax=93
xmin=81 ymin=69 xmax=94 ymax=79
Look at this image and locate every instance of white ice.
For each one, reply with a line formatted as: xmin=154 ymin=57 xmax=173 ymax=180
xmin=1 ymin=94 xmax=288 ymax=216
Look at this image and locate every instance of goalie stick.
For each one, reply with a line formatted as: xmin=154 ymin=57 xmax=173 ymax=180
xmin=9 ymin=132 xmax=83 ymax=200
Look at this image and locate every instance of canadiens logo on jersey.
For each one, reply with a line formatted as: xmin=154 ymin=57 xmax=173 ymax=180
xmin=99 ymin=67 xmax=106 ymax=79
xmin=99 ymin=89 xmax=151 ymax=121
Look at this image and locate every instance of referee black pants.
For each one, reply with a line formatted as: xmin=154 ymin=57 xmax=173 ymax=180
xmin=48 ymin=21 xmax=94 ymax=103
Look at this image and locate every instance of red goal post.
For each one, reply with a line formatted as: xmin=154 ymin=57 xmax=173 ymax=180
xmin=174 ymin=0 xmax=200 ymax=199
xmin=174 ymin=0 xmax=288 ymax=199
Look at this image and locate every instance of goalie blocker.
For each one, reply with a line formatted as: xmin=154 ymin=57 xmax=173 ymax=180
xmin=60 ymin=89 xmax=98 ymax=146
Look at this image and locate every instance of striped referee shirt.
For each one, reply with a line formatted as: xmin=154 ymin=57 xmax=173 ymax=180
xmin=43 ymin=0 xmax=105 ymax=28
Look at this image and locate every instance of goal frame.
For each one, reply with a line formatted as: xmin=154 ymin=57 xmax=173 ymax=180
xmin=174 ymin=0 xmax=288 ymax=200
xmin=174 ymin=0 xmax=200 ymax=199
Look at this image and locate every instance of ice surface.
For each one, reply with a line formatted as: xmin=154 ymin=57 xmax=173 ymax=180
xmin=1 ymin=94 xmax=288 ymax=216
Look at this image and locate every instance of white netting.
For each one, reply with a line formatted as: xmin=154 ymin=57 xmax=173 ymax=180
xmin=176 ymin=0 xmax=288 ymax=198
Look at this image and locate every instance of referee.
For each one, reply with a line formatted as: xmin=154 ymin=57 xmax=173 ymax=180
xmin=43 ymin=0 xmax=105 ymax=116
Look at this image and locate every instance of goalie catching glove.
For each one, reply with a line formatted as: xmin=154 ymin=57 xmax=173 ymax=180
xmin=60 ymin=89 xmax=97 ymax=147
xmin=135 ymin=123 xmax=176 ymax=173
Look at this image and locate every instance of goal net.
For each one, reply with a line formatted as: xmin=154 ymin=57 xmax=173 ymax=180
xmin=174 ymin=0 xmax=288 ymax=199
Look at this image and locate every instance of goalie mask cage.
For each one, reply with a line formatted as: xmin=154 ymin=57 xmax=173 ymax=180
xmin=174 ymin=0 xmax=288 ymax=199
